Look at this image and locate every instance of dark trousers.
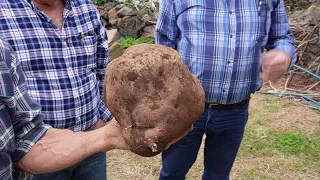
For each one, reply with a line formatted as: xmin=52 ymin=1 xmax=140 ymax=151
xmin=159 ymin=101 xmax=250 ymax=180
xmin=33 ymin=152 xmax=106 ymax=180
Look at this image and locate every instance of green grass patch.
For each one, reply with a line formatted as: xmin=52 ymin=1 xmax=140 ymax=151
xmin=118 ymin=37 xmax=155 ymax=49
xmin=239 ymin=127 xmax=320 ymax=159
xmin=272 ymin=133 xmax=310 ymax=155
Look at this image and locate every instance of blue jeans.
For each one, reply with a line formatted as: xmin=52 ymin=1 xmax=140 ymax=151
xmin=159 ymin=101 xmax=249 ymax=180
xmin=33 ymin=152 xmax=106 ymax=180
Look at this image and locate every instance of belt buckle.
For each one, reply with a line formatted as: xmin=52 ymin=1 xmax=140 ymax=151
xmin=208 ymin=103 xmax=219 ymax=109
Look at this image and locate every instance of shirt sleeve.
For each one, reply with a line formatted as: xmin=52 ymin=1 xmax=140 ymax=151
xmin=265 ymin=0 xmax=297 ymax=70
xmin=95 ymin=11 xmax=113 ymax=122
xmin=2 ymin=41 xmax=51 ymax=163
xmin=155 ymin=0 xmax=178 ymax=49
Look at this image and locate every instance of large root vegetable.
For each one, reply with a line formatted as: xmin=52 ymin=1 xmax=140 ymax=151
xmin=104 ymin=44 xmax=205 ymax=157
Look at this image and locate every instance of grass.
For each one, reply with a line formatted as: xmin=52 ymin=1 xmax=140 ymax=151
xmin=107 ymin=94 xmax=320 ymax=179
xmin=273 ymin=133 xmax=310 ymax=155
xmin=118 ymin=37 xmax=155 ymax=50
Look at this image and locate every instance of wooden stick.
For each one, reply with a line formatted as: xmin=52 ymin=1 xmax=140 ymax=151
xmin=286 ymin=87 xmax=319 ymax=95
xmin=268 ymin=81 xmax=279 ymax=92
xmin=285 ymin=73 xmax=294 ymax=91
xmin=307 ymin=81 xmax=320 ymax=91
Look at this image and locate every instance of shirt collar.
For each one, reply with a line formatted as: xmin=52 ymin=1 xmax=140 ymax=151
xmin=25 ymin=0 xmax=72 ymax=10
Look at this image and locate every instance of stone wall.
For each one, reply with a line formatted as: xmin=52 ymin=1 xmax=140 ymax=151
xmin=97 ymin=1 xmax=159 ymax=60
xmin=289 ymin=3 xmax=320 ymax=73
xmin=284 ymin=0 xmax=320 ymax=10
xmin=97 ymin=1 xmax=157 ymax=39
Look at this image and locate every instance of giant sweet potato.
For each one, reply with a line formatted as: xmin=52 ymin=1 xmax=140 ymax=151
xmin=104 ymin=44 xmax=205 ymax=157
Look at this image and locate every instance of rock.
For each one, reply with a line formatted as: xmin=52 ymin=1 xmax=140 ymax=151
xmin=109 ymin=42 xmax=124 ymax=60
xmin=296 ymin=0 xmax=313 ymax=9
xmin=96 ymin=6 xmax=104 ymax=11
xmin=152 ymin=11 xmax=159 ymax=21
xmin=290 ymin=3 xmax=320 ymax=25
xmin=115 ymin=4 xmax=126 ymax=11
xmin=114 ymin=16 xmax=142 ymax=38
xmin=104 ymin=2 xmax=117 ymax=11
xmin=141 ymin=25 xmax=155 ymax=38
xmin=107 ymin=29 xmax=120 ymax=46
xmin=107 ymin=8 xmax=119 ymax=26
xmin=100 ymin=10 xmax=108 ymax=22
xmin=114 ymin=8 xmax=154 ymax=38
xmin=289 ymin=3 xmax=320 ymax=73
xmin=284 ymin=0 xmax=318 ymax=10
xmin=117 ymin=6 xmax=138 ymax=16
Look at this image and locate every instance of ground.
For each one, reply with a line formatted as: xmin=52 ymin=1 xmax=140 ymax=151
xmin=107 ymin=93 xmax=320 ymax=180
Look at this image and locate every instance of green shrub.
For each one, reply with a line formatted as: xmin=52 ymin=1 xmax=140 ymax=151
xmin=91 ymin=0 xmax=105 ymax=6
xmin=118 ymin=37 xmax=155 ymax=49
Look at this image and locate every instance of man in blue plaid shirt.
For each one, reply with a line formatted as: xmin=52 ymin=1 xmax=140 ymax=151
xmin=156 ymin=0 xmax=296 ymax=179
xmin=0 ymin=37 xmax=127 ymax=180
xmin=0 ymin=0 xmax=113 ymax=179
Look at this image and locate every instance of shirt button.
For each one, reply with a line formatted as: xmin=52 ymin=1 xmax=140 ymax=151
xmin=222 ymin=89 xmax=226 ymax=93
xmin=229 ymin=35 xmax=233 ymax=38
xmin=62 ymin=42 xmax=67 ymax=47
xmin=229 ymin=11 xmax=233 ymax=14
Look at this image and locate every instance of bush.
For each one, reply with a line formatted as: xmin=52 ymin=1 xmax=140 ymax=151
xmin=118 ymin=37 xmax=155 ymax=49
xmin=91 ymin=0 xmax=106 ymax=6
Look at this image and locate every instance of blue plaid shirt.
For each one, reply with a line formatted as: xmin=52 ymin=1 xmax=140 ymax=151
xmin=156 ymin=0 xmax=296 ymax=104
xmin=0 ymin=38 xmax=50 ymax=180
xmin=0 ymin=0 xmax=112 ymax=131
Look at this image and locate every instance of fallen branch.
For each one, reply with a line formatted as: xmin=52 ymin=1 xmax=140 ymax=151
xmin=307 ymin=81 xmax=320 ymax=91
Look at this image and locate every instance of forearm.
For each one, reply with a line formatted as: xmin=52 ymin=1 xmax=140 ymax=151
xmin=17 ymin=126 xmax=109 ymax=174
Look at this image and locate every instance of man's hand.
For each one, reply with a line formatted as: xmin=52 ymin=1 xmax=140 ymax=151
xmin=102 ymin=118 xmax=128 ymax=151
xmin=18 ymin=118 xmax=128 ymax=174
xmin=92 ymin=119 xmax=106 ymax=130
xmin=260 ymin=50 xmax=291 ymax=83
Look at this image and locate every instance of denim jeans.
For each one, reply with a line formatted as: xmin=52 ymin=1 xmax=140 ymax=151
xmin=33 ymin=152 xmax=106 ymax=180
xmin=159 ymin=101 xmax=249 ymax=180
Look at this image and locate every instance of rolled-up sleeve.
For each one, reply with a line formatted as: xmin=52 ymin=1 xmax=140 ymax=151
xmin=95 ymin=12 xmax=113 ymax=122
xmin=155 ymin=0 xmax=178 ymax=49
xmin=6 ymin=45 xmax=51 ymax=162
xmin=266 ymin=0 xmax=297 ymax=69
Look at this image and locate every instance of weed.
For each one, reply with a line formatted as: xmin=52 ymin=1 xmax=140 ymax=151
xmin=118 ymin=36 xmax=155 ymax=49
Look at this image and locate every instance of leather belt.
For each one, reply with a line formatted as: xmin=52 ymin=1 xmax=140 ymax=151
xmin=205 ymin=97 xmax=250 ymax=110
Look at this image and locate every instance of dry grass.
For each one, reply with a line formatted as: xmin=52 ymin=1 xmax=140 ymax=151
xmin=107 ymin=94 xmax=320 ymax=180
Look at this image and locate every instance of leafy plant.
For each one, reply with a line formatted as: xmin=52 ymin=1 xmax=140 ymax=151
xmin=91 ymin=0 xmax=106 ymax=6
xmin=118 ymin=36 xmax=154 ymax=49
